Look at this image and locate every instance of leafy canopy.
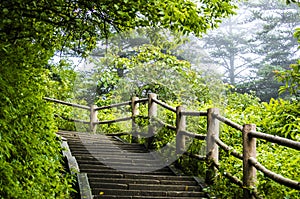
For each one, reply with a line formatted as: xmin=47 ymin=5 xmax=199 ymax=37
xmin=1 ymin=0 xmax=237 ymax=55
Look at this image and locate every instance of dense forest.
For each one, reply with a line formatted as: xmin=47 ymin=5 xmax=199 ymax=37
xmin=0 ymin=0 xmax=299 ymax=198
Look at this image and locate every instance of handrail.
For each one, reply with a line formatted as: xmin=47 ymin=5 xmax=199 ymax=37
xmin=94 ymin=101 xmax=131 ymax=111
xmin=44 ymin=97 xmax=90 ymax=110
xmin=134 ymin=98 xmax=148 ymax=104
xmin=180 ymin=130 xmax=206 ymax=140
xmin=249 ymin=131 xmax=300 ymax=150
xmin=213 ymin=113 xmax=243 ymax=131
xmin=94 ymin=116 xmax=132 ymax=125
xmin=212 ymin=160 xmax=244 ymax=188
xmin=152 ymin=98 xmax=176 ymax=112
xmin=214 ymin=136 xmax=243 ymax=160
xmin=249 ymin=157 xmax=300 ymax=190
xmin=152 ymin=117 xmax=176 ymax=131
xmin=54 ymin=114 xmax=90 ymax=124
xmin=46 ymin=93 xmax=300 ymax=199
xmin=181 ymin=110 xmax=207 ymax=117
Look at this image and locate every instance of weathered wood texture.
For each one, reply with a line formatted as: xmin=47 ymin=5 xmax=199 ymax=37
xmin=206 ymin=108 xmax=220 ymax=184
xmin=181 ymin=110 xmax=207 ymax=117
xmin=152 ymin=117 xmax=176 ymax=131
xmin=44 ymin=97 xmax=90 ymax=110
xmin=214 ymin=136 xmax=243 ymax=160
xmin=46 ymin=93 xmax=300 ymax=198
xmin=90 ymin=105 xmax=98 ymax=133
xmin=131 ymin=97 xmax=140 ymax=143
xmin=94 ymin=116 xmax=132 ymax=125
xmin=249 ymin=157 xmax=300 ymax=190
xmin=152 ymin=98 xmax=176 ymax=112
xmin=176 ymin=106 xmax=186 ymax=154
xmin=94 ymin=101 xmax=131 ymax=111
xmin=180 ymin=130 xmax=206 ymax=140
xmin=243 ymin=124 xmax=257 ymax=199
xmin=147 ymin=93 xmax=158 ymax=149
xmin=213 ymin=113 xmax=243 ymax=131
xmin=249 ymin=131 xmax=300 ymax=150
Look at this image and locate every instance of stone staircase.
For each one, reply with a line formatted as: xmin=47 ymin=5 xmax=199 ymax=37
xmin=58 ymin=131 xmax=209 ymax=199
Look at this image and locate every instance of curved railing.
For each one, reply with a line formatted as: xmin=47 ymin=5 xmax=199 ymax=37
xmin=45 ymin=93 xmax=300 ymax=199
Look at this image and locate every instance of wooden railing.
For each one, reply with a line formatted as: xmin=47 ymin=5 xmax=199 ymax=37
xmin=45 ymin=93 xmax=300 ymax=199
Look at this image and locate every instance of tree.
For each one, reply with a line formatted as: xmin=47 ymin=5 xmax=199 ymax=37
xmin=200 ymin=16 xmax=259 ymax=85
xmin=236 ymin=0 xmax=300 ymax=101
xmin=199 ymin=0 xmax=300 ymax=101
xmin=1 ymin=0 xmax=237 ymax=55
xmin=0 ymin=0 xmax=237 ymax=197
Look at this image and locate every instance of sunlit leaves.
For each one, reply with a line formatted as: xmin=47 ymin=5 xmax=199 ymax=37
xmin=276 ymin=61 xmax=300 ymax=98
xmin=1 ymin=0 xmax=237 ymax=56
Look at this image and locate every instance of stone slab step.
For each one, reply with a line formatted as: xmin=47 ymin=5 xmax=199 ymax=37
xmin=58 ymin=131 xmax=208 ymax=198
xmin=93 ymin=196 xmax=206 ymax=199
xmin=69 ymin=142 xmax=147 ymax=152
xmin=91 ymin=188 xmax=206 ymax=197
xmin=77 ymin=160 xmax=165 ymax=168
xmin=128 ymin=184 xmax=201 ymax=191
xmin=79 ymin=164 xmax=172 ymax=174
xmin=71 ymin=152 xmax=155 ymax=159
xmin=81 ymin=168 xmax=173 ymax=175
xmin=89 ymin=181 xmax=200 ymax=191
xmin=88 ymin=173 xmax=194 ymax=181
xmin=75 ymin=156 xmax=163 ymax=165
xmin=89 ymin=178 xmax=198 ymax=186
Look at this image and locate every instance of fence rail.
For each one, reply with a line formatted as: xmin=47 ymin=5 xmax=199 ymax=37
xmin=45 ymin=93 xmax=300 ymax=199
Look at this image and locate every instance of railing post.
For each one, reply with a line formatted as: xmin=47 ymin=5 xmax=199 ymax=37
xmin=176 ymin=106 xmax=186 ymax=154
xmin=131 ymin=96 xmax=139 ymax=143
xmin=243 ymin=124 xmax=257 ymax=199
xmin=206 ymin=108 xmax=220 ymax=184
xmin=90 ymin=105 xmax=98 ymax=133
xmin=147 ymin=93 xmax=157 ymax=149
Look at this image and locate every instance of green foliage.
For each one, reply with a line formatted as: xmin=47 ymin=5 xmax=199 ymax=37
xmin=1 ymin=0 xmax=237 ymax=57
xmin=259 ymin=98 xmax=300 ymax=140
xmin=0 ymin=48 xmax=75 ymax=197
xmin=147 ymin=91 xmax=299 ymax=198
xmin=209 ymin=94 xmax=299 ymax=198
xmin=276 ymin=62 xmax=300 ymax=99
xmin=201 ymin=0 xmax=300 ymax=101
xmin=0 ymin=0 xmax=237 ymax=197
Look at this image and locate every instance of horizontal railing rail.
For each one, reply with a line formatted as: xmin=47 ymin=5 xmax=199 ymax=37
xmin=248 ymin=157 xmax=300 ymax=190
xmin=44 ymin=97 xmax=90 ymax=110
xmin=94 ymin=101 xmax=131 ymax=111
xmin=152 ymin=117 xmax=176 ymax=131
xmin=213 ymin=113 xmax=243 ymax=131
xmin=152 ymin=98 xmax=176 ymax=112
xmin=249 ymin=131 xmax=300 ymax=150
xmin=181 ymin=110 xmax=207 ymax=117
xmin=45 ymin=93 xmax=300 ymax=199
xmin=214 ymin=136 xmax=243 ymax=160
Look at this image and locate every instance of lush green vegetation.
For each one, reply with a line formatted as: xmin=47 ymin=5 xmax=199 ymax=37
xmin=1 ymin=0 xmax=299 ymax=198
xmin=73 ymin=30 xmax=300 ymax=197
xmin=0 ymin=0 xmax=237 ymax=198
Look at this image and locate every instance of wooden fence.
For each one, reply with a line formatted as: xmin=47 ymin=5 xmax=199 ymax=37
xmin=45 ymin=93 xmax=300 ymax=199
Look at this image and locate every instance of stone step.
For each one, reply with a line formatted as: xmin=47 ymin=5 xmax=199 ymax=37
xmin=58 ymin=131 xmax=208 ymax=199
xmin=80 ymin=168 xmax=173 ymax=175
xmin=77 ymin=159 xmax=165 ymax=168
xmin=89 ymin=178 xmax=198 ymax=186
xmin=71 ymin=152 xmax=155 ymax=159
xmin=70 ymin=148 xmax=148 ymax=153
xmin=79 ymin=163 xmax=172 ymax=173
xmin=75 ymin=156 xmax=163 ymax=165
xmin=93 ymin=196 xmax=206 ymax=199
xmin=128 ymin=184 xmax=201 ymax=191
xmin=88 ymin=173 xmax=194 ymax=181
xmin=69 ymin=144 xmax=147 ymax=149
xmin=91 ymin=188 xmax=206 ymax=197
